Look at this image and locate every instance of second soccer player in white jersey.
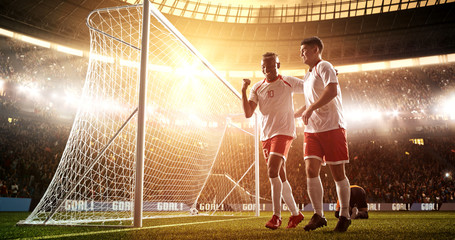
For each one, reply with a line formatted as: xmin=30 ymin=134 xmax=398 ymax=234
xmin=295 ymin=36 xmax=351 ymax=232
xmin=242 ymin=52 xmax=304 ymax=230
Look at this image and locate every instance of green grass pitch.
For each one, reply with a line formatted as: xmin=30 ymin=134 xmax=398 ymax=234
xmin=1 ymin=211 xmax=455 ymax=239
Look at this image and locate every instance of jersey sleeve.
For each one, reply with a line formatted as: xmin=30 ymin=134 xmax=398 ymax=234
xmin=248 ymin=83 xmax=259 ymax=104
xmin=285 ymin=76 xmax=305 ymax=94
xmin=317 ymin=61 xmax=338 ymax=87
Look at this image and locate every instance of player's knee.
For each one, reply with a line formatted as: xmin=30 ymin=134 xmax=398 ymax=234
xmin=305 ymin=167 xmax=319 ymax=178
xmin=332 ymin=174 xmax=346 ymax=182
xmin=279 ymin=174 xmax=287 ymax=182
xmin=331 ymin=168 xmax=347 ymax=181
xmin=305 ymin=158 xmax=321 ymax=178
xmin=267 ymin=155 xmax=283 ymax=178
xmin=267 ymin=168 xmax=279 ymax=178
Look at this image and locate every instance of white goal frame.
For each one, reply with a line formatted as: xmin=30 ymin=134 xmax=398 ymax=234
xmin=18 ymin=0 xmax=260 ymax=228
xmin=134 ymin=1 xmax=260 ymax=227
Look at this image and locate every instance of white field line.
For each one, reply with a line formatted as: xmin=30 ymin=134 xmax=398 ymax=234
xmin=18 ymin=216 xmax=258 ymax=240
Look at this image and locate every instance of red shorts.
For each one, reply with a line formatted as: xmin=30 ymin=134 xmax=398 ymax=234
xmin=304 ymin=128 xmax=349 ymax=165
xmin=262 ymin=135 xmax=293 ymax=164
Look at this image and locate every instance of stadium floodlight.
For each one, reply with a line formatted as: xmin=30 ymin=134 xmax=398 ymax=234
xmin=28 ymin=85 xmax=40 ymax=98
xmin=18 ymin=0 xmax=260 ymax=228
xmin=345 ymin=108 xmax=376 ymax=121
xmin=0 ymin=27 xmax=14 ymax=37
xmin=448 ymin=53 xmax=455 ymax=63
xmin=442 ymin=95 xmax=455 ymax=120
xmin=353 ymin=110 xmax=365 ymax=121
xmin=361 ymin=61 xmax=387 ymax=72
xmin=336 ymin=64 xmax=359 ymax=73
xmin=64 ymin=91 xmax=79 ymax=106
xmin=17 ymin=83 xmax=40 ymax=98
xmin=57 ymin=45 xmax=83 ymax=57
xmin=89 ymin=53 xmax=114 ymax=63
xmin=229 ymin=71 xmax=254 ymax=78
xmin=51 ymin=92 xmax=59 ymax=99
xmin=371 ymin=110 xmax=382 ymax=119
xmin=21 ymin=36 xmax=50 ymax=48
xmin=390 ymin=59 xmax=414 ymax=68
xmin=120 ymin=59 xmax=139 ymax=68
xmin=390 ymin=110 xmax=399 ymax=117
xmin=148 ymin=63 xmax=172 ymax=72
xmin=419 ymin=56 xmax=440 ymax=65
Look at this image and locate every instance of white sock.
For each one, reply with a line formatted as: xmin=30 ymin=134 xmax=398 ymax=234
xmin=335 ymin=178 xmax=350 ymax=218
xmin=281 ymin=180 xmax=299 ymax=216
xmin=307 ymin=176 xmax=324 ymax=217
xmin=270 ymin=177 xmax=282 ymax=217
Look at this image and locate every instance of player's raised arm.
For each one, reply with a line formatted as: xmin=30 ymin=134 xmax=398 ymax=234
xmin=241 ymin=78 xmax=257 ymax=118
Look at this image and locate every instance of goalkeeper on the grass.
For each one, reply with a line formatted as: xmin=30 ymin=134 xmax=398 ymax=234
xmin=242 ymin=52 xmax=305 ymax=230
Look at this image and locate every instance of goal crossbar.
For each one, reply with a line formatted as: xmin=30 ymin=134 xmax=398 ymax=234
xmin=147 ymin=3 xmax=241 ymax=100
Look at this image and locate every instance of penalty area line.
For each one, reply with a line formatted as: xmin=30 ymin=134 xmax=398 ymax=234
xmin=22 ymin=216 xmax=257 ymax=240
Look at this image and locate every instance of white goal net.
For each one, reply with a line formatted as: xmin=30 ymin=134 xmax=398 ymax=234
xmin=19 ymin=2 xmax=259 ymax=226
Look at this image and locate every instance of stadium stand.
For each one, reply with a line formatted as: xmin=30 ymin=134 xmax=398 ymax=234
xmin=1 ymin=37 xmax=454 ymax=208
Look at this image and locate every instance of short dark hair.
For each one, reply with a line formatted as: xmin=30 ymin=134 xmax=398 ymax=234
xmin=262 ymin=52 xmax=280 ymax=63
xmin=301 ymin=36 xmax=324 ymax=53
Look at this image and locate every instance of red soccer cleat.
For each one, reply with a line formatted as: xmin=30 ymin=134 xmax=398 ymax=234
xmin=265 ymin=215 xmax=282 ymax=230
xmin=286 ymin=212 xmax=304 ymax=228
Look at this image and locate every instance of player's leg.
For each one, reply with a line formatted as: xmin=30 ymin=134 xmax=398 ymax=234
xmin=265 ymin=154 xmax=283 ymax=229
xmin=304 ymin=158 xmax=328 ymax=231
xmin=329 ymin=163 xmax=351 ymax=232
xmin=330 ymin=164 xmax=350 ymax=218
xmin=279 ymin=164 xmax=299 ymax=217
xmin=303 ymin=132 xmax=327 ymax=231
xmin=306 ymin=158 xmax=324 ymax=217
xmin=354 ymin=187 xmax=369 ymax=219
xmin=279 ymin=164 xmax=304 ymax=228
xmin=356 ymin=208 xmax=369 ymax=219
xmin=321 ymin=128 xmax=351 ymax=232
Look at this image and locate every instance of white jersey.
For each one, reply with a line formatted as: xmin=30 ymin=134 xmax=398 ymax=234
xmin=249 ymin=75 xmax=304 ymax=141
xmin=303 ymin=60 xmax=346 ymax=133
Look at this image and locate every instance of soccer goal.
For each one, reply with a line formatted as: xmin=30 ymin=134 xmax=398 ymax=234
xmin=18 ymin=1 xmax=260 ymax=227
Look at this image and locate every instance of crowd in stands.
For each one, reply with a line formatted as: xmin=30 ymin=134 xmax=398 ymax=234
xmin=0 ymin=36 xmax=454 ymax=209
xmin=1 ymin=114 xmax=453 ymax=206
xmin=0 ymin=116 xmax=70 ymax=200
xmin=0 ymin=36 xmax=86 ymax=118
xmin=1 ymin=36 xmax=78 ymax=201
xmin=339 ymin=68 xmax=434 ymax=114
xmin=266 ymin=135 xmax=455 ymax=205
xmin=421 ymin=64 xmax=455 ymax=93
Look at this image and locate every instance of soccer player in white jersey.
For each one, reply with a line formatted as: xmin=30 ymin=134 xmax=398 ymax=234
xmin=242 ymin=52 xmax=304 ymax=230
xmin=294 ymin=36 xmax=351 ymax=232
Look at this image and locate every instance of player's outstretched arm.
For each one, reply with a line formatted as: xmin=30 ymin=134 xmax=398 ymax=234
xmin=242 ymin=78 xmax=257 ymax=118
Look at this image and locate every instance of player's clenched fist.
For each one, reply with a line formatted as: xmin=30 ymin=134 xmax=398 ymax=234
xmin=242 ymin=78 xmax=251 ymax=91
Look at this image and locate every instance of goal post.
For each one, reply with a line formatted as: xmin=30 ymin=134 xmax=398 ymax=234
xmin=18 ymin=0 xmax=260 ymax=227
xmin=134 ymin=0 xmax=150 ymax=228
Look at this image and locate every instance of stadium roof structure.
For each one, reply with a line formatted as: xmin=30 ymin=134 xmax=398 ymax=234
xmin=0 ymin=0 xmax=454 ymax=70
